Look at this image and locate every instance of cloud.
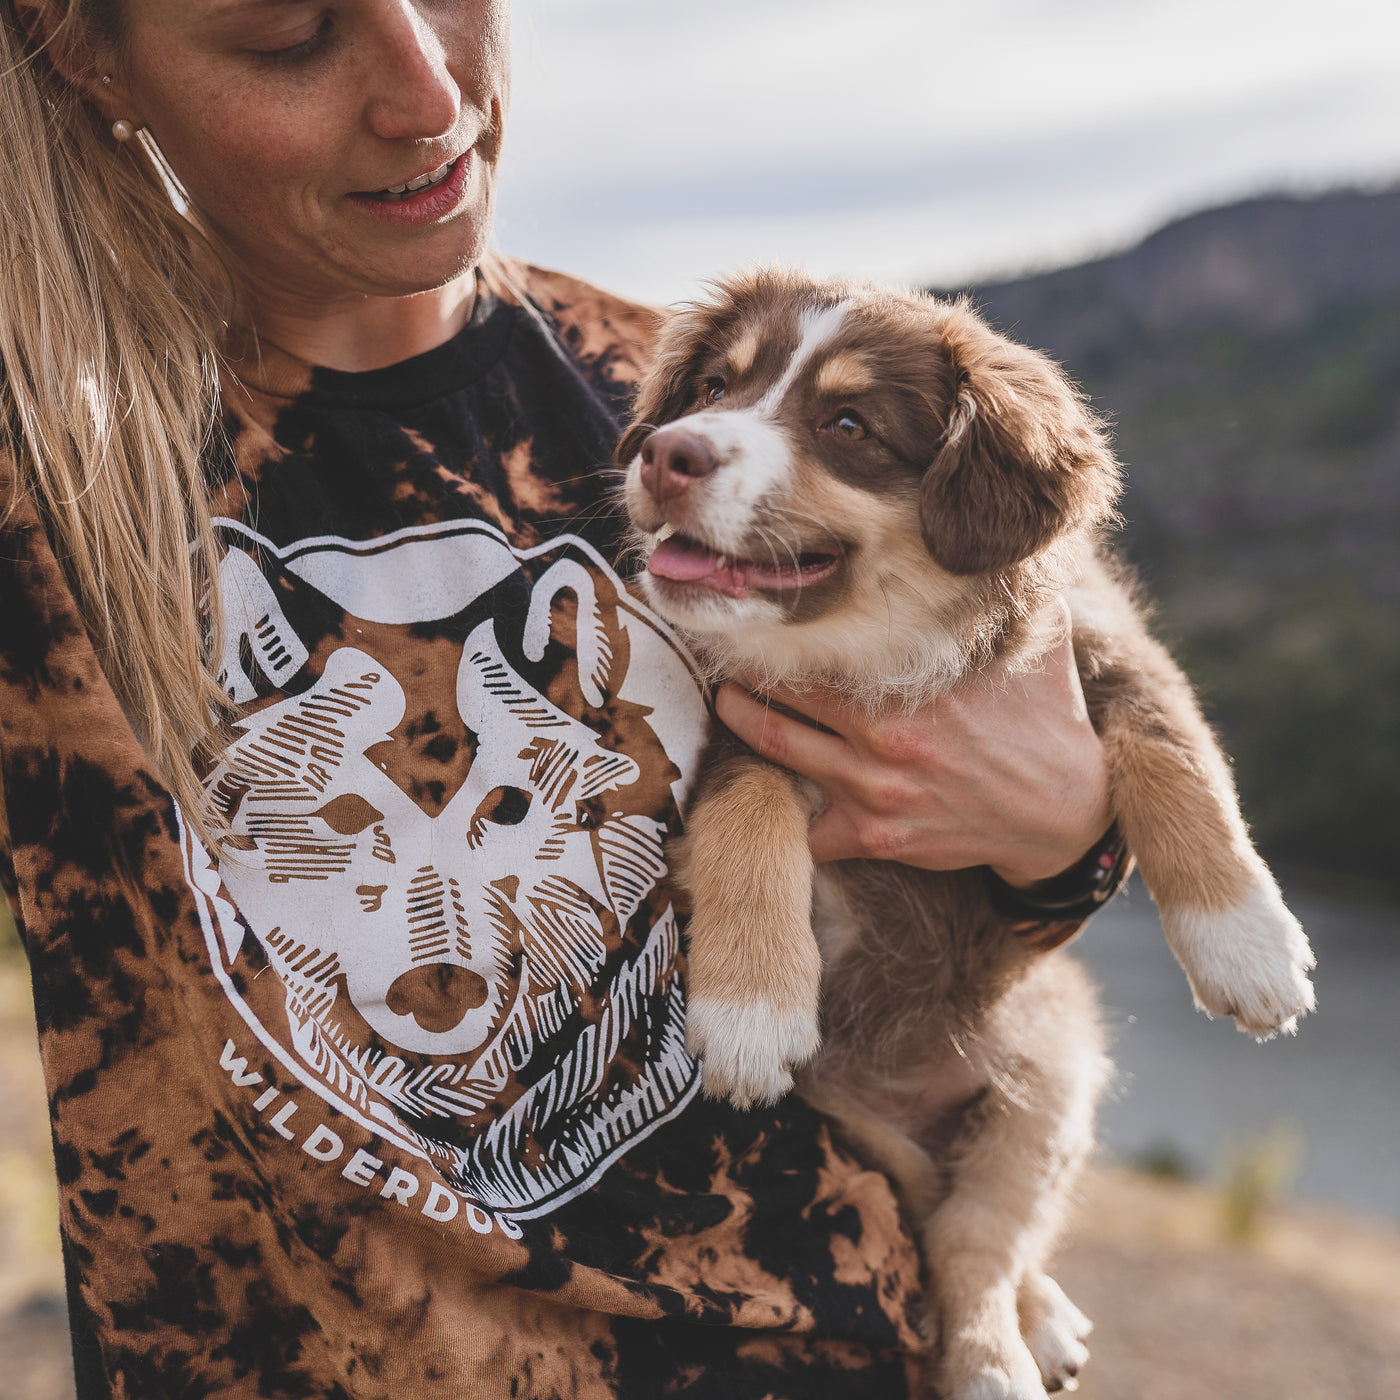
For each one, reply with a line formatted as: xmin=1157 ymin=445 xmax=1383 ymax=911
xmin=495 ymin=0 xmax=1400 ymax=300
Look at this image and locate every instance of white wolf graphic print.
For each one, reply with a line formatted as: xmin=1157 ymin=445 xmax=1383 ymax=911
xmin=192 ymin=518 xmax=708 ymax=1218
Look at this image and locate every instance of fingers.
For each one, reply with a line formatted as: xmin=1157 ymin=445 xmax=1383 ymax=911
xmin=717 ymin=680 xmax=940 ymax=779
xmin=946 ymin=601 xmax=1086 ymax=726
xmin=713 ymin=683 xmax=853 ymax=778
xmin=714 ymin=685 xmax=867 ymax=862
xmin=806 ymin=805 xmax=865 ymax=865
xmin=732 ymin=674 xmax=865 ymax=738
xmin=1043 ymin=593 xmax=1073 ymax=645
xmin=1047 ymin=630 xmax=1092 ymax=723
xmin=738 ymin=677 xmax=957 ymax=773
xmin=1031 ymin=599 xmax=1089 ymax=712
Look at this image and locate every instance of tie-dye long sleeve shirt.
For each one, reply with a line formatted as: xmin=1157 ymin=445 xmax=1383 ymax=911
xmin=0 ymin=256 xmax=935 ymax=1400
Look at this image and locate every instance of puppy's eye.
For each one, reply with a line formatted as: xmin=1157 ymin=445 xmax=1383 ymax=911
xmin=824 ymin=411 xmax=869 ymax=441
xmin=703 ymin=378 xmax=726 ymax=405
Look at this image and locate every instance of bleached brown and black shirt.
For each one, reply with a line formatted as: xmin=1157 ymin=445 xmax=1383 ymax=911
xmin=0 ymin=257 xmax=930 ymax=1399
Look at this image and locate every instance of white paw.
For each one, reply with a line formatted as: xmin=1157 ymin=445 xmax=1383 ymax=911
xmin=686 ymin=995 xmax=820 ymax=1110
xmin=1161 ymin=881 xmax=1317 ymax=1038
xmin=945 ymin=1317 xmax=1049 ymax=1400
xmin=952 ymin=1349 xmax=1048 ymax=1400
xmin=1024 ymin=1276 xmax=1091 ymax=1393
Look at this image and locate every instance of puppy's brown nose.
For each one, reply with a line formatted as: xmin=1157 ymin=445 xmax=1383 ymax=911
xmin=639 ymin=428 xmax=717 ymax=502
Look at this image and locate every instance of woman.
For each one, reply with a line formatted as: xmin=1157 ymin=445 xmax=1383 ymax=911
xmin=0 ymin=2 xmax=1118 ymax=1395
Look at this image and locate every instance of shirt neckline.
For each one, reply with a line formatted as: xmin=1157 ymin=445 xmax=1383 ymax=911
xmin=223 ymin=270 xmax=518 ymax=411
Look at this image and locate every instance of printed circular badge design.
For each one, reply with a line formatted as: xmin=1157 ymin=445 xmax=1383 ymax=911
xmin=189 ymin=518 xmax=707 ymax=1218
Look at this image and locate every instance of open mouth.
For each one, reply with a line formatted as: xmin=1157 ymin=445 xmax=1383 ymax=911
xmin=646 ymin=531 xmax=844 ymax=600
xmin=368 ymin=156 xmax=458 ymax=202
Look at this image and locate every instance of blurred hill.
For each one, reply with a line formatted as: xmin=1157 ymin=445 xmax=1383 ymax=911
xmin=942 ymin=188 xmax=1400 ymax=896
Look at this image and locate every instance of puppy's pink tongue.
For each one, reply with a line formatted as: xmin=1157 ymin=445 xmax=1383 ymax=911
xmin=648 ymin=535 xmax=725 ymax=582
xmin=647 ymin=535 xmax=749 ymax=598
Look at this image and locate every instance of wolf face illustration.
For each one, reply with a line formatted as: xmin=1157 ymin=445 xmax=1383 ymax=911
xmin=194 ymin=520 xmax=707 ymax=1215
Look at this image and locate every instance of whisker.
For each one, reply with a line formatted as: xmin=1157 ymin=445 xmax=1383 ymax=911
xmin=877 ymin=578 xmax=895 ymax=645
xmin=763 ymin=503 xmax=845 ymax=552
xmin=753 ymin=522 xmax=801 ymax=574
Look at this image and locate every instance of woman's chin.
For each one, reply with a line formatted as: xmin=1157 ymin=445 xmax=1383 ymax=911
xmin=338 ymin=182 xmax=496 ymax=294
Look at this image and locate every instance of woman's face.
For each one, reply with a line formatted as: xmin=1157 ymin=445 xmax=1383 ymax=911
xmin=101 ymin=0 xmax=510 ymax=313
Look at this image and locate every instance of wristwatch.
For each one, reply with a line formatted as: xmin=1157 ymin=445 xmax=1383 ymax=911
xmin=985 ymin=821 xmax=1133 ymax=926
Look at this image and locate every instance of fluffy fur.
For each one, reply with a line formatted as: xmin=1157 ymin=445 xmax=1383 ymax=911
xmin=618 ymin=268 xmax=1316 ymax=1399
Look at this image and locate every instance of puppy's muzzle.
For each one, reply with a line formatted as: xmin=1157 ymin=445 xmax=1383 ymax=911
xmin=639 ymin=427 xmax=718 ymax=506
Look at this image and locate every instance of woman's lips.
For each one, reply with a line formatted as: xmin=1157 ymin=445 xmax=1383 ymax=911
xmin=376 ymin=157 xmax=455 ymax=200
xmin=347 ymin=151 xmax=471 ymax=225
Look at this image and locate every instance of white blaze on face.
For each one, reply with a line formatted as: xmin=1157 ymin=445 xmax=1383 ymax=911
xmin=645 ymin=411 xmax=793 ymax=556
xmin=755 ymin=301 xmax=851 ymax=418
xmin=628 ymin=302 xmax=851 ymax=556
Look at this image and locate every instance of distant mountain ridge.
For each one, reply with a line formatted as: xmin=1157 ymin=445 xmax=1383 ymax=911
xmin=956 ymin=187 xmax=1400 ymax=346
xmin=941 ymin=187 xmax=1400 ymax=894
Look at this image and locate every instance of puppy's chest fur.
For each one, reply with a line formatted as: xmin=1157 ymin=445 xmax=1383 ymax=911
xmin=812 ymin=844 xmax=1031 ymax=1041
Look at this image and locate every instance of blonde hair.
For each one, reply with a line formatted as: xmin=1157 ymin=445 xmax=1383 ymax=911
xmin=0 ymin=0 xmax=230 ymax=839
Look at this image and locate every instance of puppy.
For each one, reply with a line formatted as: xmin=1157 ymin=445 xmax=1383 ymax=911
xmin=618 ymin=269 xmax=1316 ymax=1400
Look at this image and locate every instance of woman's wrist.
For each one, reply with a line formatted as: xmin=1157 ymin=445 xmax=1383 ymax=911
xmin=984 ymin=822 xmax=1133 ymax=923
xmin=986 ymin=816 xmax=1111 ymax=889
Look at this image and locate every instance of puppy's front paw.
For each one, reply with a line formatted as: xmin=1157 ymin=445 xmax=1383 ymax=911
xmin=686 ymin=996 xmax=820 ymax=1110
xmin=1162 ymin=882 xmax=1317 ymax=1038
xmin=941 ymin=1289 xmax=1050 ymax=1400
xmin=1021 ymin=1273 xmax=1091 ymax=1393
xmin=946 ymin=1342 xmax=1048 ymax=1400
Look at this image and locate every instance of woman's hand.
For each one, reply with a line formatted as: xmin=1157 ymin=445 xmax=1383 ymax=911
xmin=711 ymin=601 xmax=1112 ymax=888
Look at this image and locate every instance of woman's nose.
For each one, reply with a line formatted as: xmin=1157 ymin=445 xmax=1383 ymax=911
xmin=363 ymin=1 xmax=461 ymax=142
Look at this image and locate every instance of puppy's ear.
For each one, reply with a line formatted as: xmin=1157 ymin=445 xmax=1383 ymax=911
xmin=615 ymin=311 xmax=713 ymax=467
xmin=920 ymin=313 xmax=1121 ymax=575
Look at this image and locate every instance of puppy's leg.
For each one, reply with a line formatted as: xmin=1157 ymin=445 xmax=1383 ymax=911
xmin=1018 ymin=1272 xmax=1091 ymax=1394
xmin=809 ymin=1073 xmax=1096 ymax=1397
xmin=675 ymin=749 xmax=822 ymax=1108
xmin=921 ymin=960 xmax=1107 ymax=1400
xmin=1075 ymin=582 xmax=1316 ymax=1036
xmin=1110 ymin=710 xmax=1315 ymax=1036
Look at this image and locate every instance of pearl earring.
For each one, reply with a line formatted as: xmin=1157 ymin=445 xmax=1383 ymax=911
xmin=101 ymin=74 xmax=112 ymax=86
xmin=111 ymin=119 xmax=135 ymax=142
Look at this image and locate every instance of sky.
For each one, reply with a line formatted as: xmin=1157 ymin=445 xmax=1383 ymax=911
xmin=493 ymin=0 xmax=1400 ymax=304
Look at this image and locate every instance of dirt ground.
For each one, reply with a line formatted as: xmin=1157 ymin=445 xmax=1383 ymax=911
xmin=1055 ymin=1168 xmax=1400 ymax=1399
xmin=3 ymin=950 xmax=1398 ymax=1400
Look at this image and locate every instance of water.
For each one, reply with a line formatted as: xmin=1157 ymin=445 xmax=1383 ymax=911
xmin=1073 ymin=879 xmax=1400 ymax=1218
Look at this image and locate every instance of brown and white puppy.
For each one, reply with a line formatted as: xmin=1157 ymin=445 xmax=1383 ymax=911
xmin=618 ymin=269 xmax=1316 ymax=1400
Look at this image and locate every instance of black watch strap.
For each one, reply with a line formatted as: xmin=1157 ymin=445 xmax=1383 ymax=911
xmin=985 ymin=821 xmax=1132 ymax=927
